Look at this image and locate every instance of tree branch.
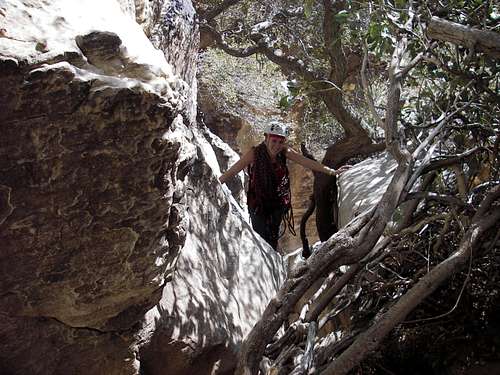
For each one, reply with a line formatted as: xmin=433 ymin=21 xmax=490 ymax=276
xmin=361 ymin=41 xmax=385 ymax=130
xmin=199 ymin=0 xmax=244 ymax=22
xmin=427 ymin=16 xmax=500 ymax=58
xmin=321 ymin=185 xmax=500 ymax=375
xmin=421 ymin=147 xmax=484 ymax=174
xmin=257 ymin=41 xmax=318 ymax=82
xmin=199 ymin=23 xmax=264 ymax=57
xmin=202 ymin=21 xmax=321 ymax=81
xmin=404 ymin=192 xmax=472 ymax=210
xmin=305 ymin=265 xmax=360 ymax=323
xmin=385 ymin=38 xmax=410 ymax=163
xmin=322 ymin=0 xmax=347 ymax=85
xmin=412 ymin=97 xmax=473 ymax=160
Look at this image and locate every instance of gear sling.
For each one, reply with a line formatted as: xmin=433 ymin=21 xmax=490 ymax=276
xmin=247 ymin=142 xmax=295 ymax=250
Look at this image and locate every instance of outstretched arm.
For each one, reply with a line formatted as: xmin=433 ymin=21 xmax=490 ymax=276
xmin=219 ymin=148 xmax=255 ymax=184
xmin=285 ymin=147 xmax=350 ymax=176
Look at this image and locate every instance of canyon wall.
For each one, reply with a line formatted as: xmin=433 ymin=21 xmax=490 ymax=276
xmin=0 ymin=1 xmax=283 ymax=374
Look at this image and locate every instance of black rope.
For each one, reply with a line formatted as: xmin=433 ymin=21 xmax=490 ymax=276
xmin=281 ymin=205 xmax=296 ymax=237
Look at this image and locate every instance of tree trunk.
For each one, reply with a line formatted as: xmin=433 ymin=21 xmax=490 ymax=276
xmin=235 ymin=35 xmax=415 ymax=375
xmin=427 ymin=16 xmax=500 ymax=58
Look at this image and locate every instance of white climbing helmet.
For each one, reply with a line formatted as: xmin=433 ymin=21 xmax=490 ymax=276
xmin=265 ymin=121 xmax=290 ymax=138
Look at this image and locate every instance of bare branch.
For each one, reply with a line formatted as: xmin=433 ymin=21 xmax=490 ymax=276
xmin=395 ymin=171 xmax=437 ymax=232
xmin=427 ymin=16 xmax=500 ymax=58
xmin=199 ymin=0 xmax=244 ymax=22
xmin=315 ymin=331 xmax=357 ymax=369
xmin=451 ymin=165 xmax=467 ymax=199
xmin=300 ymin=322 xmax=317 ymax=373
xmin=305 ymin=265 xmax=360 ymax=322
xmin=385 ymin=37 xmax=411 ymax=163
xmin=421 ymin=147 xmax=484 ymax=174
xmin=412 ymin=95 xmax=473 ymax=160
xmin=259 ymin=46 xmax=318 ymax=81
xmin=404 ymin=192 xmax=471 ymax=209
xmin=320 ymin=186 xmax=500 ymax=375
xmin=361 ymin=41 xmax=385 ymax=130
xmin=475 ymin=182 xmax=500 ymax=218
xmin=204 ymin=21 xmax=321 ymax=82
xmin=399 ymin=51 xmax=424 ymax=77
xmin=398 ymin=213 xmax=449 ymax=236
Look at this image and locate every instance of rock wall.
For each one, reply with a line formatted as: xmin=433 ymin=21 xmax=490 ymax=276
xmin=0 ymin=1 xmax=190 ymax=373
xmin=138 ymin=126 xmax=284 ymax=375
xmin=278 ymin=162 xmax=318 ymax=253
xmin=338 ymin=153 xmax=397 ymax=228
xmin=0 ymin=1 xmax=284 ymax=374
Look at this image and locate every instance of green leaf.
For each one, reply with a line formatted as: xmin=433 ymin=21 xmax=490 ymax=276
xmin=368 ymin=21 xmax=381 ymax=42
xmin=395 ymin=0 xmax=406 ymax=8
xmin=304 ymin=0 xmax=314 ymax=18
xmin=334 ymin=10 xmax=349 ymax=23
xmin=279 ymin=95 xmax=291 ymax=110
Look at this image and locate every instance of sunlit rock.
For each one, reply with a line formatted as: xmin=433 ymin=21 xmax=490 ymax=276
xmin=138 ymin=126 xmax=284 ymax=375
xmin=0 ymin=1 xmax=285 ymax=374
xmin=0 ymin=0 xmax=192 ymax=373
xmin=203 ymin=126 xmax=247 ymax=208
xmin=338 ymin=152 xmax=397 ymax=227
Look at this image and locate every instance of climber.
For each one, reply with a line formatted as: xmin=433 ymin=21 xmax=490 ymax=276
xmin=219 ymin=121 xmax=351 ymax=251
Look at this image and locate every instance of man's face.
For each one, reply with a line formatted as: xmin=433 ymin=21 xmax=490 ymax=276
xmin=265 ymin=134 xmax=286 ymax=157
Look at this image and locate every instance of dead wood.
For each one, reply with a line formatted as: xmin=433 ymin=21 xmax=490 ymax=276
xmin=320 ymin=185 xmax=500 ymax=375
xmin=427 ymin=16 xmax=500 ymax=58
xmin=305 ymin=265 xmax=360 ymax=323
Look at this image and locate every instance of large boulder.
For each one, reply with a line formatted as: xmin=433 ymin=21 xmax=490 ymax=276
xmin=138 ymin=126 xmax=284 ymax=375
xmin=202 ymin=127 xmax=247 ymax=208
xmin=0 ymin=1 xmax=284 ymax=374
xmin=338 ymin=152 xmax=397 ymax=228
xmin=0 ymin=1 xmax=191 ymax=373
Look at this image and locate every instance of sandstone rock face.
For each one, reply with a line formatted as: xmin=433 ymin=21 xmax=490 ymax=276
xmin=199 ymin=108 xmax=255 ymax=155
xmin=278 ymin=162 xmax=318 ymax=253
xmin=138 ymin=127 xmax=284 ymax=375
xmin=338 ymin=153 xmax=397 ymax=228
xmin=203 ymin=127 xmax=247 ymax=208
xmin=0 ymin=0 xmax=189 ymax=374
xmin=147 ymin=0 xmax=199 ymax=122
xmin=0 ymin=1 xmax=284 ymax=374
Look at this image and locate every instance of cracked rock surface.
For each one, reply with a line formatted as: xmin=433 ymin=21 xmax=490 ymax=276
xmin=1 ymin=1 xmax=284 ymax=375
xmin=0 ymin=0 xmax=192 ymax=373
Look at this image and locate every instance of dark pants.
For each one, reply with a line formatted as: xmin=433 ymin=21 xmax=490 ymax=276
xmin=249 ymin=208 xmax=284 ymax=250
